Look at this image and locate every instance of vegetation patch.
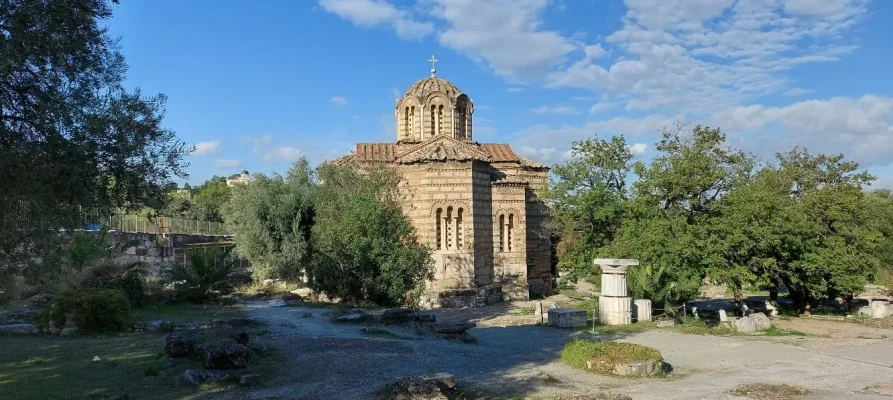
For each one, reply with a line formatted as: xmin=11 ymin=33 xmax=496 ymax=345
xmin=560 ymin=339 xmax=663 ymax=374
xmin=728 ymin=383 xmax=810 ymax=400
xmin=43 ymin=289 xmax=131 ymax=333
xmin=762 ymin=326 xmax=808 ymax=337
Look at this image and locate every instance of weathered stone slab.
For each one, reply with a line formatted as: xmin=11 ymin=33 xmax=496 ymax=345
xmin=548 ymin=308 xmax=587 ymax=328
xmin=656 ymin=320 xmax=675 ymax=328
xmin=633 ymin=299 xmax=652 ymax=322
xmin=610 ymin=359 xmax=664 ymax=376
xmin=435 ymin=321 xmax=474 ymax=333
xmin=734 ymin=316 xmax=756 ymax=333
xmin=750 ymin=312 xmax=772 ymax=330
xmin=0 ymin=324 xmax=39 ymax=335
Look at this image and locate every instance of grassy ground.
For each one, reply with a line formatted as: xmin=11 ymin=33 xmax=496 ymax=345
xmin=560 ymin=339 xmax=662 ymax=373
xmin=0 ymin=305 xmax=280 ymax=400
xmin=131 ymin=303 xmax=245 ymax=323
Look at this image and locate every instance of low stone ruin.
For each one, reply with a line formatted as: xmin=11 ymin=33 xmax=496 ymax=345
xmin=164 ymin=327 xmax=264 ymax=385
xmin=337 ymin=308 xmax=477 ymax=343
xmin=386 ymin=372 xmax=457 ymax=400
xmin=548 ymin=308 xmax=588 ymax=328
xmin=588 ymin=358 xmax=666 ymax=377
xmin=724 ymin=311 xmax=772 ymax=333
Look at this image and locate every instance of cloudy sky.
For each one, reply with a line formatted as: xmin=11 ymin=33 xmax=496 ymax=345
xmin=108 ymin=0 xmax=893 ymax=186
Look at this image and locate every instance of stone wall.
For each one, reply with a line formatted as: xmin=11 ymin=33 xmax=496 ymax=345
xmin=104 ymin=231 xmax=240 ymax=278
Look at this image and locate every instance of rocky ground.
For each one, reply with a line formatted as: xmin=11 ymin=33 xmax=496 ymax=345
xmin=234 ymin=300 xmax=893 ymax=400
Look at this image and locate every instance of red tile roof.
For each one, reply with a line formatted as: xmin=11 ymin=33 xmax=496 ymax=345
xmin=355 ymin=143 xmax=400 ymax=162
xmin=479 ymin=144 xmax=519 ymax=162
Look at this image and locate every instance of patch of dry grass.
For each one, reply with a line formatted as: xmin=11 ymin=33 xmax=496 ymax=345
xmin=729 ymin=383 xmax=810 ymax=400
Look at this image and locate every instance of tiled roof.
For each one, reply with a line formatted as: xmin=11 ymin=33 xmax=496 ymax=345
xmin=479 ymin=144 xmax=519 ymax=162
xmin=355 ymin=143 xmax=400 ymax=162
xmin=347 ymin=139 xmax=547 ymax=170
xmin=404 ymin=77 xmax=463 ymax=99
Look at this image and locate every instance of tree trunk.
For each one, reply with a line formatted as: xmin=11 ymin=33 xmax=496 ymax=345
xmin=768 ymin=279 xmax=779 ymax=308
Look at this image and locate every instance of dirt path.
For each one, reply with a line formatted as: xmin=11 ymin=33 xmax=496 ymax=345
xmin=240 ymin=301 xmax=893 ymax=400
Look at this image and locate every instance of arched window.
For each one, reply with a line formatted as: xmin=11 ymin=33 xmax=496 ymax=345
xmin=403 ymin=107 xmax=409 ymax=139
xmin=498 ymin=214 xmax=505 ymax=252
xmin=455 ymin=208 xmax=464 ymax=249
xmin=507 ymin=214 xmax=514 ymax=252
xmin=435 ymin=208 xmax=442 ymax=250
xmin=498 ymin=213 xmax=515 ymax=252
xmin=437 ymin=105 xmax=444 ymax=136
xmin=445 ymin=206 xmax=453 ymax=249
xmin=408 ymin=106 xmax=415 ymax=138
xmin=430 ymin=105 xmax=436 ymax=137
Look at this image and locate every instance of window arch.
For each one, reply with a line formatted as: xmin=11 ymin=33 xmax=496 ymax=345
xmin=497 ymin=212 xmax=515 ymax=252
xmin=434 ymin=205 xmax=465 ymax=250
xmin=437 ymin=105 xmax=444 ymax=136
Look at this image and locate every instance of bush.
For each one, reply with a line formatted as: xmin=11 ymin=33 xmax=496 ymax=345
xmin=308 ymin=164 xmax=432 ymax=306
xmin=561 ymin=339 xmax=662 ymax=373
xmin=76 ymin=260 xmax=147 ymax=307
xmin=170 ymin=247 xmax=238 ymax=302
xmin=46 ymin=289 xmax=131 ymax=333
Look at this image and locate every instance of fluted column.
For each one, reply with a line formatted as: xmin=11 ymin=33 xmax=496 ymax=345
xmin=595 ymin=259 xmax=639 ymax=325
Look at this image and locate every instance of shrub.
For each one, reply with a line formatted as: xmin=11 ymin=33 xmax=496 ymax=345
xmin=561 ymin=339 xmax=662 ymax=373
xmin=46 ymin=289 xmax=131 ymax=333
xmin=170 ymin=247 xmax=238 ymax=302
xmin=76 ymin=260 xmax=147 ymax=307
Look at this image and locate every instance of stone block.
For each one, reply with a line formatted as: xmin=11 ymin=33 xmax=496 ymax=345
xmin=734 ymin=316 xmax=756 ymax=333
xmin=0 ymin=324 xmax=39 ymax=335
xmin=750 ymin=312 xmax=771 ymax=331
xmin=548 ymin=308 xmax=587 ymax=328
xmin=633 ymin=299 xmax=652 ymax=322
xmin=870 ymin=301 xmax=892 ymax=319
xmin=599 ymin=296 xmax=632 ymax=325
xmin=656 ymin=320 xmax=675 ymax=328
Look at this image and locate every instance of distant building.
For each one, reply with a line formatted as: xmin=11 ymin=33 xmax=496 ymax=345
xmin=173 ymin=189 xmax=192 ymax=200
xmin=226 ymin=170 xmax=251 ymax=187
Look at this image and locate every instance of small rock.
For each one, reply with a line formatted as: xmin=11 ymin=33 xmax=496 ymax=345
xmin=184 ymin=369 xmax=234 ymax=385
xmin=390 ymin=374 xmax=454 ymax=400
xmin=435 ymin=321 xmax=474 ymax=334
xmin=656 ymin=320 xmax=675 ymax=328
xmin=201 ymin=339 xmax=251 ymax=369
xmin=382 ymin=308 xmax=414 ymax=324
xmin=437 ymin=331 xmax=477 ymax=344
xmin=60 ymin=327 xmax=77 ymax=336
xmin=409 ymin=312 xmax=437 ymax=323
xmin=0 ymin=324 xmax=39 ymax=335
xmin=267 ymin=299 xmax=287 ymax=307
xmin=165 ymin=331 xmax=200 ymax=358
xmin=92 ymin=356 xmax=101 ymax=362
xmin=239 ymin=373 xmax=259 ymax=385
xmin=734 ymin=316 xmax=756 ymax=333
xmin=750 ymin=312 xmax=771 ymax=331
xmin=336 ymin=314 xmax=368 ymax=322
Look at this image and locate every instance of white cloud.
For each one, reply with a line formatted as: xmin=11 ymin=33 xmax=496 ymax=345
xmin=531 ymin=105 xmax=579 ymax=115
xmin=589 ymin=102 xmax=615 ymax=114
xmin=627 ymin=142 xmax=648 ymax=157
xmin=330 ymin=96 xmax=348 ymax=105
xmin=511 ymin=114 xmax=678 ymax=164
xmin=192 ymin=140 xmax=222 ymax=156
xmin=318 ymin=0 xmax=433 ymax=39
xmin=431 ymin=0 xmax=575 ymax=82
xmin=263 ymin=147 xmax=304 ymax=163
xmin=214 ymin=159 xmax=241 ymax=168
xmin=507 ymin=87 xmax=525 ymax=93
xmin=713 ymin=95 xmax=893 ymax=166
xmin=547 ymin=0 xmax=867 ymax=111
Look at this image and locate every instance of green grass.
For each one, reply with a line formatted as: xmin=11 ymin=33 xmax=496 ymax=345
xmin=507 ymin=307 xmax=536 ymax=316
xmin=560 ymin=339 xmax=663 ymax=374
xmin=130 ymin=303 xmax=244 ymax=323
xmin=762 ymin=326 xmax=808 ymax=337
xmin=0 ymin=305 xmax=282 ymax=399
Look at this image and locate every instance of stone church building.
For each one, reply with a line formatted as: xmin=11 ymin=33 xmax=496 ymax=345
xmin=335 ymin=63 xmax=552 ymax=307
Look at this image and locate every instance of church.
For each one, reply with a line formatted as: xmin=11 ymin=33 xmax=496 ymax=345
xmin=335 ymin=58 xmax=552 ymax=307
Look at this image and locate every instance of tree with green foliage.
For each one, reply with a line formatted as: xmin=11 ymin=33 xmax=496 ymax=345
xmin=221 ymin=159 xmax=316 ymax=281
xmin=0 ymin=0 xmax=190 ymax=262
xmin=192 ymin=176 xmax=230 ymax=222
xmin=607 ymin=125 xmax=753 ymax=310
xmin=776 ymin=148 xmax=879 ymax=313
xmin=549 ymin=135 xmax=633 ymax=283
xmin=307 ymin=163 xmax=432 ymax=306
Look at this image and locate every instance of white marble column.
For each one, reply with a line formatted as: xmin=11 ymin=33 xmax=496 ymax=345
xmin=595 ymin=258 xmax=639 ymax=325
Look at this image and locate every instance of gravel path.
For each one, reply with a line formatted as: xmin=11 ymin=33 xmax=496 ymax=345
xmin=240 ymin=301 xmax=893 ymax=400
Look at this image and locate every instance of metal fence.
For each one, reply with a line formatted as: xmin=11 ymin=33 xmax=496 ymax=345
xmin=85 ymin=213 xmax=231 ymax=236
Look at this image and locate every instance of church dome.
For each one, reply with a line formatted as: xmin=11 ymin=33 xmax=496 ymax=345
xmin=403 ymin=77 xmax=463 ymax=100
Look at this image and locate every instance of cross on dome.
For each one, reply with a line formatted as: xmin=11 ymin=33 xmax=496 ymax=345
xmin=428 ymin=55 xmax=438 ymax=77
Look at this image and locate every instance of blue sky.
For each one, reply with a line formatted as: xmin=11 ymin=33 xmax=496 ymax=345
xmin=107 ymin=0 xmax=893 ymax=186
